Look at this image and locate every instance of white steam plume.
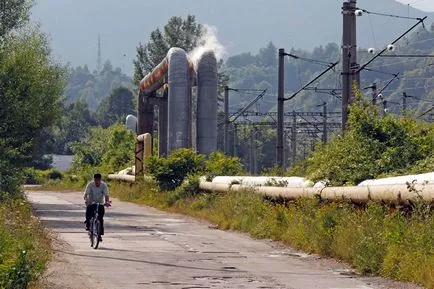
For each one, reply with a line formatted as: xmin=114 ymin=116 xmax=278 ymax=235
xmin=189 ymin=24 xmax=226 ymax=69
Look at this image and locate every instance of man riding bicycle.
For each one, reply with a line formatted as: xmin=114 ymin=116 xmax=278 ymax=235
xmin=84 ymin=173 xmax=110 ymax=241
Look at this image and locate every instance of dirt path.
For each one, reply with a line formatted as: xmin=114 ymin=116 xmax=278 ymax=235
xmin=27 ymin=191 xmax=423 ymax=289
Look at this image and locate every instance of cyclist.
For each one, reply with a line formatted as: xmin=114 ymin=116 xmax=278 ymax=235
xmin=83 ymin=173 xmax=110 ymax=241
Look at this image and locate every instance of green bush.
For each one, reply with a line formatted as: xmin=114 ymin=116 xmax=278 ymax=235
xmin=204 ymin=151 xmax=244 ymax=180
xmin=0 ymin=198 xmax=51 ymax=288
xmin=22 ymin=168 xmax=64 ymax=185
xmin=46 ymin=168 xmax=64 ymax=180
xmin=71 ymin=124 xmax=135 ymax=175
xmin=22 ymin=168 xmax=45 ymax=185
xmin=304 ymin=95 xmax=434 ymax=185
xmin=145 ymin=149 xmax=245 ymax=191
xmin=146 ymin=149 xmax=205 ymax=191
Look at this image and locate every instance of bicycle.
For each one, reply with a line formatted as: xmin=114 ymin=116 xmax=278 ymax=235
xmin=88 ymin=201 xmax=111 ymax=249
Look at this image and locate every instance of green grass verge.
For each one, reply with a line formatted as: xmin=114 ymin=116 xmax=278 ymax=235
xmin=0 ymin=196 xmax=51 ymax=289
xmin=109 ymin=180 xmax=434 ymax=288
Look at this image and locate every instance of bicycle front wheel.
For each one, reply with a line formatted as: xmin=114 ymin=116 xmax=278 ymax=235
xmin=93 ymin=219 xmax=101 ymax=249
xmin=89 ymin=218 xmax=95 ymax=248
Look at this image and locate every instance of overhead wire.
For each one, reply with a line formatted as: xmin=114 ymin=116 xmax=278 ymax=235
xmin=359 ymin=8 xmax=424 ymax=21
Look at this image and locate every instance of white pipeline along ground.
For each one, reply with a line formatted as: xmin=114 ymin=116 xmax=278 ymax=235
xmin=27 ymin=191 xmax=423 ymax=289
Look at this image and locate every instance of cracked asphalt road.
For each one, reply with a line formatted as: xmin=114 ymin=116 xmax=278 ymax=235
xmin=27 ymin=191 xmax=423 ymax=289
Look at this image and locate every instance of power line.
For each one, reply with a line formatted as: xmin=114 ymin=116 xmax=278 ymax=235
xmin=286 ymin=53 xmax=335 ymax=67
xmin=284 ymin=61 xmax=339 ymax=101
xmin=417 ymin=105 xmax=434 ymax=118
xmin=358 ymin=8 xmax=425 ymax=21
xmin=357 ymin=16 xmax=427 ymax=74
xmin=379 ymin=54 xmax=434 ymax=58
xmin=363 ymin=67 xmax=399 ymax=76
xmin=381 ymin=84 xmax=434 ymax=94
xmin=230 ymin=88 xmax=267 ymax=92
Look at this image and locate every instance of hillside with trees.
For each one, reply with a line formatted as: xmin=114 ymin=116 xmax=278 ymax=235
xmin=64 ymin=61 xmax=132 ymax=110
xmin=224 ymin=26 xmax=434 ymax=120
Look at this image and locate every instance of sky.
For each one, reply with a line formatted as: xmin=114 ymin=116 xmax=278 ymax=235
xmin=30 ymin=0 xmax=434 ymax=76
xmin=395 ymin=0 xmax=434 ymax=12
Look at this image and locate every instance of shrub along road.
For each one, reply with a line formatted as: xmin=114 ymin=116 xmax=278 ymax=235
xmin=26 ymin=191 xmax=423 ymax=289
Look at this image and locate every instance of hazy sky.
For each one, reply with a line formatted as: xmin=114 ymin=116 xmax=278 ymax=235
xmin=30 ymin=0 xmax=433 ymax=76
xmin=395 ymin=0 xmax=434 ymax=12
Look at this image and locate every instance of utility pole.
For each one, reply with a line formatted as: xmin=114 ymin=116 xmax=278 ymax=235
xmin=253 ymin=128 xmax=257 ymax=175
xmin=224 ymin=86 xmax=229 ymax=155
xmin=250 ymin=130 xmax=254 ymax=174
xmin=371 ymin=83 xmax=377 ymax=105
xmin=402 ymin=92 xmax=412 ymax=114
xmin=322 ymin=102 xmax=328 ymax=144
xmin=291 ymin=112 xmax=297 ymax=166
xmin=277 ymin=48 xmax=285 ymax=171
xmin=233 ymin=123 xmax=238 ymax=157
xmin=341 ymin=0 xmax=358 ymax=131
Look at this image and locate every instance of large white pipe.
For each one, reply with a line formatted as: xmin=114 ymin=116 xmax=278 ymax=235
xmin=196 ymin=51 xmax=218 ymax=154
xmin=211 ymin=176 xmax=314 ymax=188
xmin=199 ymin=181 xmax=434 ymax=205
xmin=108 ymin=174 xmax=135 ymax=183
xmin=358 ymin=172 xmax=434 ymax=186
xmin=167 ymin=48 xmax=190 ymax=152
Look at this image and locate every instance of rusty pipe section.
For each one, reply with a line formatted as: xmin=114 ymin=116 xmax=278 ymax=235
xmin=139 ymin=48 xmax=195 ymax=93
xmin=198 ymin=181 xmax=434 ymax=205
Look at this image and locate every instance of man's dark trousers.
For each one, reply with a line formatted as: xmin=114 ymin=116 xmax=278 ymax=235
xmin=86 ymin=204 xmax=105 ymax=235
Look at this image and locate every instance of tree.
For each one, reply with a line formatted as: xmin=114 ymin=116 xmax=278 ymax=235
xmin=47 ymin=100 xmax=98 ymax=154
xmin=0 ymin=28 xmax=66 ymax=194
xmin=133 ymin=15 xmax=204 ymax=85
xmin=96 ymin=87 xmax=135 ymax=128
xmin=64 ymin=63 xmax=132 ymax=110
xmin=0 ymin=0 xmax=32 ymax=38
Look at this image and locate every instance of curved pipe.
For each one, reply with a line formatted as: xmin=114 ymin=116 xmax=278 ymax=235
xmin=139 ymin=58 xmax=168 ymax=93
xmin=139 ymin=49 xmax=195 ymax=93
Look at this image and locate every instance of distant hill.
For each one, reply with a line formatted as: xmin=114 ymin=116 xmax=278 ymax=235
xmin=225 ymin=27 xmax=434 ymax=121
xmin=65 ymin=61 xmax=132 ymax=110
xmin=31 ymin=0 xmax=434 ymax=75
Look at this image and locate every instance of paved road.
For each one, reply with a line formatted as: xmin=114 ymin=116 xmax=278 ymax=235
xmin=27 ymin=191 xmax=422 ymax=289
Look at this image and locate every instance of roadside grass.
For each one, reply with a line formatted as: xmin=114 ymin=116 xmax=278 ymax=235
xmin=110 ymin=180 xmax=434 ymax=289
xmin=0 ymin=196 xmax=51 ymax=289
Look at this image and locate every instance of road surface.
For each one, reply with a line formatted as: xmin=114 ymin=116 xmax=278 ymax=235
xmin=27 ymin=191 xmax=422 ymax=289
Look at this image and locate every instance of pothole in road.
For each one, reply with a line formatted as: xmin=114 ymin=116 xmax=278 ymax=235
xmin=222 ymin=266 xmax=237 ymax=270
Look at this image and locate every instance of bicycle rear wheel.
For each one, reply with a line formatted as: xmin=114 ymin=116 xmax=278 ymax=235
xmin=93 ymin=219 xmax=101 ymax=249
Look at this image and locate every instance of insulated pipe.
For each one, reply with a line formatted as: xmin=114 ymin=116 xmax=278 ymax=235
xmin=211 ymin=176 xmax=314 ymax=188
xmin=196 ymin=51 xmax=218 ymax=154
xmin=167 ymin=48 xmax=191 ymax=152
xmin=139 ymin=52 xmax=195 ymax=93
xmin=358 ymin=172 xmax=434 ymax=186
xmin=108 ymin=174 xmax=154 ymax=183
xmin=108 ymin=174 xmax=136 ymax=183
xmin=139 ymin=59 xmax=168 ymax=93
xmin=198 ymin=181 xmax=434 ymax=205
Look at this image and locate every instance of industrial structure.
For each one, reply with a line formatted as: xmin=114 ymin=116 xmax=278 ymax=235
xmin=135 ymin=47 xmax=218 ymax=178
